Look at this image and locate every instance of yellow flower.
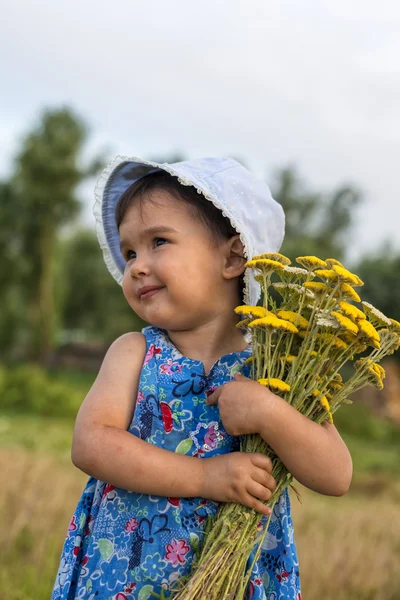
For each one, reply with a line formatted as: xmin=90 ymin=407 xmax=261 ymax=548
xmin=331 ymin=311 xmax=359 ymax=335
xmin=325 ymin=258 xmax=345 ymax=268
xmin=244 ymin=259 xmax=285 ymax=274
xmin=339 ymin=283 xmax=361 ymax=303
xmin=279 ymin=354 xmax=298 ymax=364
xmin=249 ymin=315 xmax=299 ymax=333
xmin=389 ymin=319 xmax=400 ymax=333
xmin=357 ymin=361 xmax=385 ymax=390
xmin=296 ymin=256 xmax=328 ymax=270
xmin=371 ymin=363 xmax=386 ymax=380
xmin=311 ymin=389 xmax=334 ymax=421
xmin=303 ymin=281 xmax=329 ymax=294
xmin=252 ymin=252 xmax=291 ymax=265
xmin=358 ymin=320 xmax=380 ymax=349
xmin=258 ymin=378 xmax=291 ymax=392
xmin=320 ymin=396 xmax=334 ymax=424
xmin=277 ymin=310 xmax=309 ymax=329
xmin=339 ymin=301 xmax=366 ymax=322
xmin=329 ymin=381 xmax=344 ymax=391
xmin=315 ymin=333 xmax=349 ymax=350
xmin=361 ymin=301 xmax=391 ymax=327
xmin=339 ymin=331 xmax=357 ymax=345
xmin=355 ymin=276 xmax=364 ymax=286
xmin=354 ymin=343 xmax=368 ymax=354
xmin=314 ymin=269 xmax=338 ymax=281
xmin=254 ymin=274 xmax=264 ymax=285
xmin=280 ymin=266 xmax=312 ymax=278
xmin=273 ymin=282 xmax=314 ymax=299
xmin=236 ymin=318 xmax=251 ymax=329
xmin=244 ymin=353 xmax=265 ymax=365
xmin=378 ymin=329 xmax=400 ymax=354
xmin=234 ymin=305 xmax=267 ymax=319
xmin=332 ymin=265 xmax=362 ymax=286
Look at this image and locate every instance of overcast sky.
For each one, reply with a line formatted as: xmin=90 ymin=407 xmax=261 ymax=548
xmin=1 ymin=0 xmax=399 ymax=265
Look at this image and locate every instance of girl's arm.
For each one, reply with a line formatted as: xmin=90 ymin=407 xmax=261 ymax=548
xmin=71 ymin=333 xmax=204 ymax=498
xmin=258 ymin=390 xmax=353 ymax=496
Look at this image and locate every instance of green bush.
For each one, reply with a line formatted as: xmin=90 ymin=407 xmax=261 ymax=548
xmin=0 ymin=363 xmax=84 ymax=418
xmin=333 ymin=401 xmax=400 ymax=445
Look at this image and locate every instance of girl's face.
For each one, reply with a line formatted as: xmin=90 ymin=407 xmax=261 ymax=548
xmin=119 ymin=190 xmax=233 ymax=331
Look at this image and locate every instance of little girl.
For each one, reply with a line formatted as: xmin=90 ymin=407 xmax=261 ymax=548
xmin=52 ymin=156 xmax=353 ymax=600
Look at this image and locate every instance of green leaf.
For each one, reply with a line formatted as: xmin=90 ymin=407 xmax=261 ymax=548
xmin=98 ymin=538 xmax=113 ymax=560
xmin=86 ymin=579 xmax=92 ymax=593
xmin=175 ymin=438 xmax=193 ymax=455
xmin=139 ymin=585 xmax=154 ymax=600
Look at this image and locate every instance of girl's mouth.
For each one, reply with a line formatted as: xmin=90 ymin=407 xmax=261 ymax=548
xmin=140 ymin=288 xmax=163 ymax=300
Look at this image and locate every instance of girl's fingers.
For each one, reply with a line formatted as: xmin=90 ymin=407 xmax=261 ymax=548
xmin=242 ymin=492 xmax=272 ymax=516
xmin=247 ymin=481 xmax=273 ymax=503
xmin=249 ymin=453 xmax=273 ymax=473
xmin=252 ymin=468 xmax=277 ymax=493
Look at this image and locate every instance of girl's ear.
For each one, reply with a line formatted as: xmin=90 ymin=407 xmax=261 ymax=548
xmin=222 ymin=235 xmax=247 ymax=280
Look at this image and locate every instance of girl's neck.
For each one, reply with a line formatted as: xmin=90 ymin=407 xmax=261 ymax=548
xmin=165 ymin=317 xmax=249 ymax=367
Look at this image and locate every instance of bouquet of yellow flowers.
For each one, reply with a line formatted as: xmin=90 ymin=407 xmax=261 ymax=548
xmin=170 ymin=254 xmax=400 ymax=600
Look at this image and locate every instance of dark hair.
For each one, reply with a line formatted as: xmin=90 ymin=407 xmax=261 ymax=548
xmin=115 ymin=170 xmax=245 ymax=301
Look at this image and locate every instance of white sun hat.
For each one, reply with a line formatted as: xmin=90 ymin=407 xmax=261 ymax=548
xmin=93 ymin=155 xmax=285 ymax=306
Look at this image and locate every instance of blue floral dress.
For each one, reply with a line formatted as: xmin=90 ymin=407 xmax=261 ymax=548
xmin=52 ymin=326 xmax=302 ymax=600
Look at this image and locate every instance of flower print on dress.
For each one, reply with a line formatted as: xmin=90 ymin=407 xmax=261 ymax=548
xmin=144 ymin=343 xmax=162 ymax=364
xmin=160 ymin=358 xmax=183 ymax=375
xmin=76 ymin=556 xmax=90 ymax=589
xmin=190 ymin=421 xmax=225 ymax=453
xmin=106 ymin=498 xmax=126 ymax=521
xmin=68 ymin=515 xmax=77 ymax=532
xmin=56 ymin=556 xmax=71 ymax=589
xmin=125 ymin=518 xmax=138 ymax=533
xmin=172 ymin=371 xmax=208 ymax=397
xmin=160 ymin=399 xmax=193 ymax=433
xmin=114 ymin=530 xmax=131 ymax=555
xmin=142 ymin=552 xmax=168 ymax=582
xmin=100 ymin=554 xmax=129 ymax=592
xmin=139 ymin=394 xmax=158 ymax=440
xmin=128 ymin=514 xmax=171 ymax=570
xmin=102 ymin=483 xmax=117 ymax=503
xmin=149 ymin=495 xmax=180 ymax=514
xmin=165 ymin=539 xmax=190 ymax=567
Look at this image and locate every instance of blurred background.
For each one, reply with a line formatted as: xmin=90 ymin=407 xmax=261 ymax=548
xmin=1 ymin=1 xmax=400 ymax=598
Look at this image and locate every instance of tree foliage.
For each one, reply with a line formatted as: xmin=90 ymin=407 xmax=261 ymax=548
xmin=272 ymin=167 xmax=361 ymax=262
xmin=354 ymin=243 xmax=400 ymax=323
xmin=57 ymin=229 xmax=146 ymax=344
xmin=0 ymin=107 xmax=102 ymax=363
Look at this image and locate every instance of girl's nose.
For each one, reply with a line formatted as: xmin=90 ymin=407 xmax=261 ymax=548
xmin=129 ymin=255 xmax=150 ymax=278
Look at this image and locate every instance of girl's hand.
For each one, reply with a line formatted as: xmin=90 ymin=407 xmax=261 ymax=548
xmin=206 ymin=372 xmax=273 ymax=436
xmin=200 ymin=451 xmax=276 ymax=515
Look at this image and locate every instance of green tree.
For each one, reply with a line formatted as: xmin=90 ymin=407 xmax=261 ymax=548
xmin=272 ymin=167 xmax=362 ymax=262
xmin=0 ymin=182 xmax=29 ymax=357
xmin=57 ymin=229 xmax=146 ymax=343
xmin=8 ymin=107 xmax=102 ymax=363
xmin=354 ymin=243 xmax=400 ymax=324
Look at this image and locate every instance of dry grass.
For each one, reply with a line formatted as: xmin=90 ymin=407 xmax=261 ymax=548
xmin=0 ymin=447 xmax=86 ymax=600
xmin=292 ymin=478 xmax=400 ymax=600
xmin=1 ymin=448 xmax=400 ymax=600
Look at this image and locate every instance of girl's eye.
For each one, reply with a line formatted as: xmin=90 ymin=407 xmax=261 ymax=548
xmin=124 ymin=238 xmax=168 ymax=262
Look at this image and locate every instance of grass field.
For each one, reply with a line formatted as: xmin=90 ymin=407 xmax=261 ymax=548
xmin=1 ymin=411 xmax=400 ymax=600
